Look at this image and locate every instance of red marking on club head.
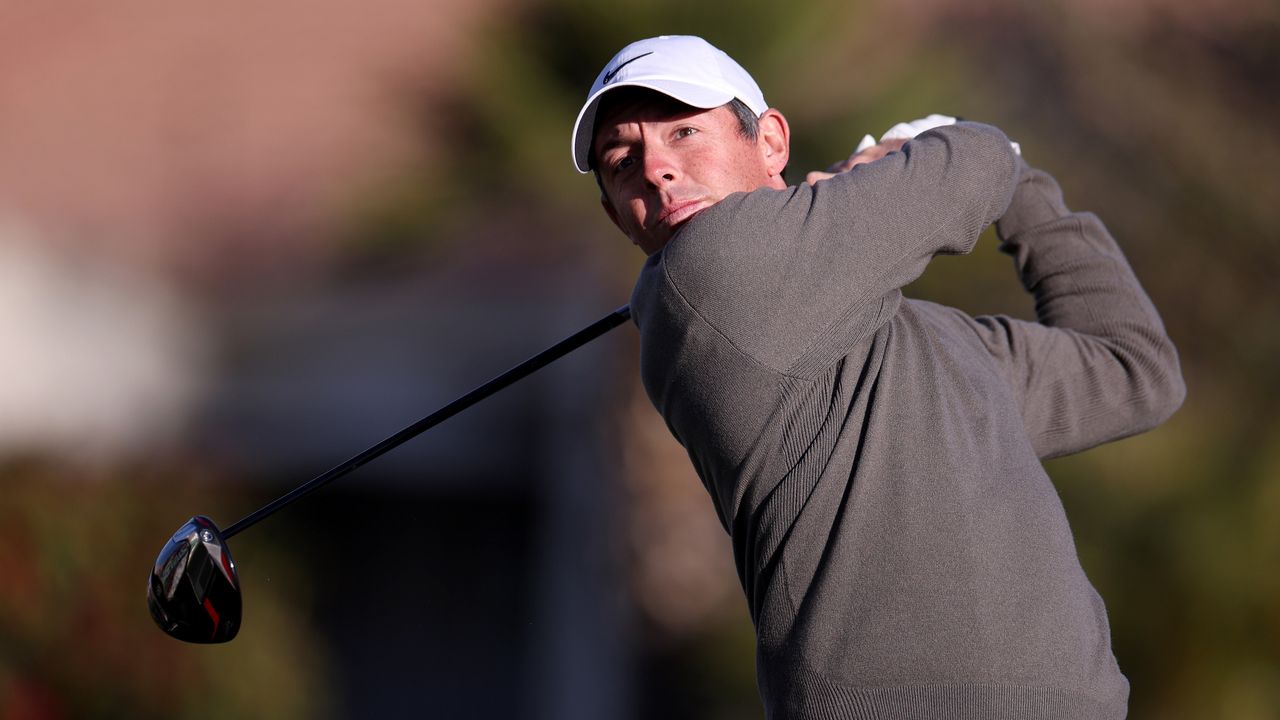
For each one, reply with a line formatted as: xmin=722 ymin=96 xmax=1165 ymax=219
xmin=202 ymin=597 xmax=221 ymax=642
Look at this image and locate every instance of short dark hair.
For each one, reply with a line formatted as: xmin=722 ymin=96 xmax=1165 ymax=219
xmin=725 ymin=98 xmax=760 ymax=141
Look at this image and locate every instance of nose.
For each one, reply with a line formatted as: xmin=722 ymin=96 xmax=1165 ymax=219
xmin=642 ymin=145 xmax=679 ymax=188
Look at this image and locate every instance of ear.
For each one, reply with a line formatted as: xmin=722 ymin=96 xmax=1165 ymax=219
xmin=757 ymin=109 xmax=790 ymax=184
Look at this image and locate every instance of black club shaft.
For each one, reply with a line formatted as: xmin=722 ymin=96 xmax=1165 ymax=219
xmin=222 ymin=305 xmax=632 ymax=539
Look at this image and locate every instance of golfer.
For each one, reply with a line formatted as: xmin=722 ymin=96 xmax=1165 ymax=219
xmin=572 ymin=35 xmax=1184 ymax=719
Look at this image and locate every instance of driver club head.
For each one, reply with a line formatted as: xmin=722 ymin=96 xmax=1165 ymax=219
xmin=147 ymin=515 xmax=242 ymax=643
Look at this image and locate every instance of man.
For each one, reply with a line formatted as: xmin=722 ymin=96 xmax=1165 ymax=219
xmin=571 ymin=35 xmax=1184 ymax=719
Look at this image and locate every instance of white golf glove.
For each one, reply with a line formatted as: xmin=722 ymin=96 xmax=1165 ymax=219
xmin=856 ymin=114 xmax=1020 ymax=156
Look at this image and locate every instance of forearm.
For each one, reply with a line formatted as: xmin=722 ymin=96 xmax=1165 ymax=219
xmin=994 ymin=160 xmax=1186 ymax=456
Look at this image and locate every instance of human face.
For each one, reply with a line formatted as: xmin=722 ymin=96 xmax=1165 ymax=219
xmin=593 ymin=95 xmax=787 ymax=255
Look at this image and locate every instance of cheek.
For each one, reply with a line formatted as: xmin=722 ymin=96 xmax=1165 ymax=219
xmin=626 ymin=196 xmax=652 ymax=225
xmin=616 ymin=196 xmax=656 ymax=240
xmin=606 ymin=186 xmax=647 ymax=227
xmin=700 ymin=147 xmax=764 ymax=195
xmin=732 ymin=151 xmax=769 ymax=189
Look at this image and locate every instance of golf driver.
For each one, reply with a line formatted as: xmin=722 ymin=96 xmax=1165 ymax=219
xmin=148 ymin=304 xmax=632 ymax=643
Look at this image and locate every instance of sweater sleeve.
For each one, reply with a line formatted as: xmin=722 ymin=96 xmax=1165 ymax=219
xmin=654 ymin=122 xmax=1020 ymax=376
xmin=963 ymin=159 xmax=1186 ymax=458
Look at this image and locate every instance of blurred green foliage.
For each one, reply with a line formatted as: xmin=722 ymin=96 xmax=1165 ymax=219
xmin=0 ymin=458 xmax=334 ymax=720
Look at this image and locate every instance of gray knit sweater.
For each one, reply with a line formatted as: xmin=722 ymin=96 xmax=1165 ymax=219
xmin=629 ymin=122 xmax=1185 ymax=719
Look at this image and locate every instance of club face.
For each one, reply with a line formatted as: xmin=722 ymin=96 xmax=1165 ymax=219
xmin=147 ymin=515 xmax=242 ymax=643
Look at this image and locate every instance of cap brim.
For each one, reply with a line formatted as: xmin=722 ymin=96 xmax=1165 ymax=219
xmin=571 ymin=79 xmax=737 ymax=173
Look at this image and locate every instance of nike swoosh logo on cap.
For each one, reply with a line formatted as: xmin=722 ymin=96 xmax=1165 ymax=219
xmin=602 ymin=52 xmax=654 ymax=84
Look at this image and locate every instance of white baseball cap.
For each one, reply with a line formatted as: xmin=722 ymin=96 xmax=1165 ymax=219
xmin=570 ymin=35 xmax=768 ymax=173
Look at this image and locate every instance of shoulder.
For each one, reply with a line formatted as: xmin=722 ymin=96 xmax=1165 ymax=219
xmin=665 ymin=185 xmax=811 ymax=263
xmin=650 ymin=184 xmax=811 ymax=302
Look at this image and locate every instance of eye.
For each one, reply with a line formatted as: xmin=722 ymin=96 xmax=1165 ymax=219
xmin=674 ymin=126 xmax=698 ymax=139
xmin=600 ymin=152 xmax=635 ymax=177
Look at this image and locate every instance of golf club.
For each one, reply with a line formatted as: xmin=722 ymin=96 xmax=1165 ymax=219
xmin=148 ymin=304 xmax=632 ymax=643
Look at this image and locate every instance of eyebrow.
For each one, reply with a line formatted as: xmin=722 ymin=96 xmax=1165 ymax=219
xmin=592 ymin=132 xmax=637 ymax=170
xmin=595 ymin=137 xmax=628 ymax=156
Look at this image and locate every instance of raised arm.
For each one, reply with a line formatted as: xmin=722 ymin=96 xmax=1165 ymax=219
xmin=651 ymin=122 xmax=1021 ymax=375
xmin=963 ymin=159 xmax=1186 ymax=457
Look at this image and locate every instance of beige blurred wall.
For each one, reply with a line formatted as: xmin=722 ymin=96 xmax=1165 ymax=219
xmin=0 ymin=0 xmax=507 ymax=459
xmin=0 ymin=0 xmax=504 ymax=276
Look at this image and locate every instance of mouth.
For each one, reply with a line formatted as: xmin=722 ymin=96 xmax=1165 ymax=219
xmin=657 ymin=199 xmax=709 ymax=229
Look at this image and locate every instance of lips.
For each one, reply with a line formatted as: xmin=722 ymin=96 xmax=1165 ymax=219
xmin=657 ymin=199 xmax=709 ymax=229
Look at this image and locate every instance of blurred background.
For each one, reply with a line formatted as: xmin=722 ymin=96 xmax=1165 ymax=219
xmin=1 ymin=0 xmax=1277 ymax=718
